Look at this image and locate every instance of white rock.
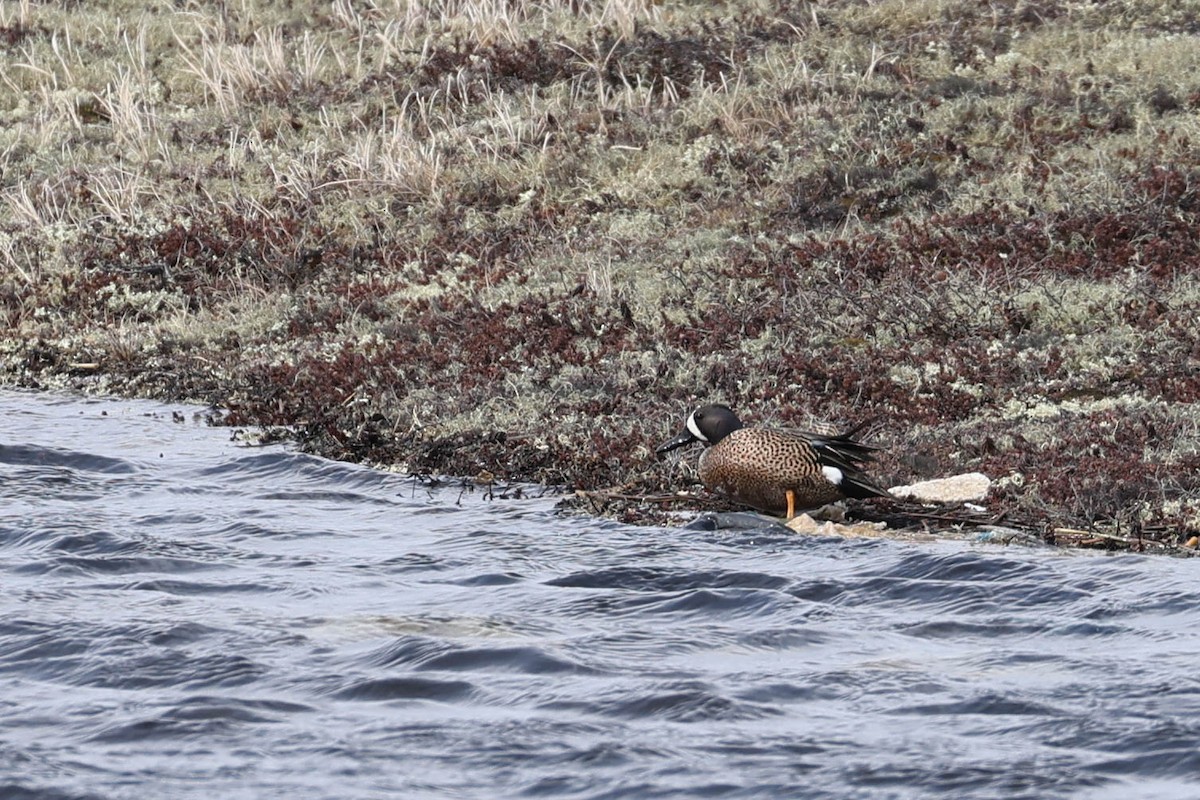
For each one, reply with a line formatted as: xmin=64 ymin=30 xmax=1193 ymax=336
xmin=889 ymin=472 xmax=992 ymax=503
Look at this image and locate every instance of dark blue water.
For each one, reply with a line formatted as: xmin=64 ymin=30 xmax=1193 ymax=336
xmin=2 ymin=390 xmax=1199 ymax=799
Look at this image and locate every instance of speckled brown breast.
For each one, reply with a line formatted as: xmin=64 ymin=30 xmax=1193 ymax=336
xmin=697 ymin=427 xmax=843 ymax=514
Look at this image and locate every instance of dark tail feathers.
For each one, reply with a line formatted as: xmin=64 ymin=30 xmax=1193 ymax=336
xmin=809 ymin=420 xmax=893 ymax=500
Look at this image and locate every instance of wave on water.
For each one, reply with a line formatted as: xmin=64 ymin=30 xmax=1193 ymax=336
xmin=2 ymin=390 xmax=1200 ymax=800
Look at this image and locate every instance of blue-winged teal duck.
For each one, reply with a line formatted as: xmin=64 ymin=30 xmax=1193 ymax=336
xmin=656 ymin=403 xmax=892 ymax=519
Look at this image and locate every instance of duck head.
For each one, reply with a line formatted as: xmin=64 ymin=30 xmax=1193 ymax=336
xmin=655 ymin=403 xmax=745 ymax=456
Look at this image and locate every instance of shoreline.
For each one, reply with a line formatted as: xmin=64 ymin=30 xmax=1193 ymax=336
xmin=3 ymin=0 xmax=1200 ymax=552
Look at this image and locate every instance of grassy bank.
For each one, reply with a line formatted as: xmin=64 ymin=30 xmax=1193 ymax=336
xmin=3 ymin=0 xmax=1200 ymax=549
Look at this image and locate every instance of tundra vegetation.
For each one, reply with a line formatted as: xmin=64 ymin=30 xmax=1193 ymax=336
xmin=3 ymin=0 xmax=1200 ymax=550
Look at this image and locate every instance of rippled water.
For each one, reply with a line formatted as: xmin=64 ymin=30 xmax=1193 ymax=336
xmin=2 ymin=390 xmax=1199 ymax=799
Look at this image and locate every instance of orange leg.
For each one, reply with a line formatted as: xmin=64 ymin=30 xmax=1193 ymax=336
xmin=785 ymin=489 xmax=796 ymax=520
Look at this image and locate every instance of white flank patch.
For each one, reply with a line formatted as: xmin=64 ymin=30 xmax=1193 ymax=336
xmin=686 ymin=411 xmax=709 ymax=442
xmin=821 ymin=465 xmax=844 ymax=485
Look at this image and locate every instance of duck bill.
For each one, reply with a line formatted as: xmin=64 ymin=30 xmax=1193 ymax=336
xmin=655 ymin=429 xmax=698 ymax=457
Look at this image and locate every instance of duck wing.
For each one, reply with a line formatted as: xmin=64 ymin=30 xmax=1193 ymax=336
xmin=772 ymin=422 xmax=892 ymax=500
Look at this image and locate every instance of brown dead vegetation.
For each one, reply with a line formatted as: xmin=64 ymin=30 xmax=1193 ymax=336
xmin=3 ymin=0 xmax=1200 ymax=550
